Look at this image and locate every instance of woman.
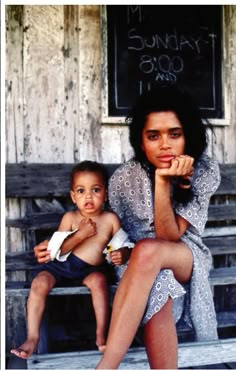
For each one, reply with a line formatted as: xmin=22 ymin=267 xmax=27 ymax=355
xmin=96 ymin=86 xmax=221 ymax=369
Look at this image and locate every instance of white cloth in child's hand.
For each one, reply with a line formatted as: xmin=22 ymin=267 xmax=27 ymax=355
xmin=47 ymin=229 xmax=78 ymax=262
xmin=103 ymin=228 xmax=134 ymax=263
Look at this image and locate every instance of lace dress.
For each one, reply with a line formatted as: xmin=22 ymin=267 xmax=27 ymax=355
xmin=108 ymin=153 xmax=221 ymax=341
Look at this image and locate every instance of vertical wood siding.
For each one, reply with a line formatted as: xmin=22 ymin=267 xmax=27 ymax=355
xmin=5 ymin=5 xmax=236 ymax=257
xmin=5 ymin=5 xmax=236 ymax=165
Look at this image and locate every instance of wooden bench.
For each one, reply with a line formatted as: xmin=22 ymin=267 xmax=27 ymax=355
xmin=5 ymin=162 xmax=236 ymax=368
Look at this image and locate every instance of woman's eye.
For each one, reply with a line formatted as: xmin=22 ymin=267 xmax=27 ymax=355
xmin=148 ymin=134 xmax=158 ymax=140
xmin=171 ymin=132 xmax=182 ymax=138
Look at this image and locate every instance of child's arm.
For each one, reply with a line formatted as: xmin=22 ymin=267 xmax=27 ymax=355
xmin=108 ymin=213 xmax=133 ymax=265
xmin=57 ymin=212 xmax=75 ymax=232
xmin=59 ymin=217 xmax=97 ymax=256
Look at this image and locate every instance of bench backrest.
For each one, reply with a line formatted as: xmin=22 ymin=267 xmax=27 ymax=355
xmin=6 ymin=162 xmax=236 ymax=197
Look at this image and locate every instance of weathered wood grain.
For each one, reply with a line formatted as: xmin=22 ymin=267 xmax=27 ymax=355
xmin=5 ymin=235 xmax=236 ymax=271
xmin=5 ymin=163 xmax=236 ymax=198
xmin=5 ymin=162 xmax=236 ymax=358
xmin=27 ymin=338 xmax=236 ymax=369
xmin=5 ymin=266 xmax=236 ymax=298
xmin=6 ymin=163 xmax=119 ymax=198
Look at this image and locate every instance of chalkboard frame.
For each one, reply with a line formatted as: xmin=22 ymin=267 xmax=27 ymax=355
xmin=101 ymin=5 xmax=230 ymax=126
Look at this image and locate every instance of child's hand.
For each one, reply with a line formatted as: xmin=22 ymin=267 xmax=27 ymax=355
xmin=110 ymin=247 xmax=130 ymax=265
xmin=34 ymin=240 xmax=51 ymax=263
xmin=78 ymin=218 xmax=97 ymax=239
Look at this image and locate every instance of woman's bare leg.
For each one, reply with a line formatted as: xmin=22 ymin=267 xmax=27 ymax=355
xmin=83 ymin=272 xmax=109 ymax=352
xmin=144 ymin=298 xmax=178 ymax=369
xmin=96 ymin=238 xmax=193 ymax=369
xmin=10 ymin=271 xmax=56 ymax=359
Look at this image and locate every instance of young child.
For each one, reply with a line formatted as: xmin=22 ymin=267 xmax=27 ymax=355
xmin=11 ymin=160 xmax=131 ymax=359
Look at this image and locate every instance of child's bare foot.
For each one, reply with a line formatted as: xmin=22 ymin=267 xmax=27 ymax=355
xmin=10 ymin=338 xmax=38 ymax=359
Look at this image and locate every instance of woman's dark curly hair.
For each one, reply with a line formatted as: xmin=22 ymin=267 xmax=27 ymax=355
xmin=128 ymin=86 xmax=209 ymax=164
xmin=127 ymin=86 xmax=211 ymax=203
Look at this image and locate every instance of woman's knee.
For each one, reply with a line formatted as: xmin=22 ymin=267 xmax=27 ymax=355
xmin=131 ymin=238 xmax=164 ymax=272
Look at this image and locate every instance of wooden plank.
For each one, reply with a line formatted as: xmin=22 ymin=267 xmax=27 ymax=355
xmin=5 ymin=279 xmax=236 ymax=328
xmin=23 ymin=6 xmax=69 ymax=163
xmin=76 ymin=5 xmax=102 ymax=161
xmin=6 ymin=210 xmax=236 ymax=231
xmin=178 ymin=338 xmax=236 ymax=367
xmin=5 ymin=282 xmax=118 ymax=296
xmin=208 ymin=203 xmax=236 ymax=221
xmin=6 ymin=163 xmax=236 ymax=198
xmin=6 ymin=212 xmax=64 ymax=229
xmin=203 ymin=225 xmax=236 ymax=238
xmin=216 ymin=310 xmax=236 ymax=327
xmin=204 ymin=235 xmax=236 ymax=255
xmin=5 ymin=237 xmax=236 ymax=272
xmin=209 ymin=267 xmax=236 ymax=285
xmin=217 ymin=164 xmax=236 ymax=195
xmin=27 ymin=338 xmax=236 ymax=369
xmin=5 ymin=5 xmax=25 ymax=163
xmin=6 ymin=163 xmax=119 ymax=198
xmin=5 ymin=266 xmax=236 ymax=297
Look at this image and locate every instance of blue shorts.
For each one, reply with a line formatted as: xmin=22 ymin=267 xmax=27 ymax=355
xmin=33 ymin=253 xmax=107 ymax=285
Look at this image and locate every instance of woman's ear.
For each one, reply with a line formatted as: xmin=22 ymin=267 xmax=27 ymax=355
xmin=70 ymin=190 xmax=76 ymax=204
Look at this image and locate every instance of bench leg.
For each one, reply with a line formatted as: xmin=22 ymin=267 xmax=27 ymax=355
xmin=6 ymin=296 xmax=27 ymax=353
xmin=37 ymin=312 xmax=49 ymax=354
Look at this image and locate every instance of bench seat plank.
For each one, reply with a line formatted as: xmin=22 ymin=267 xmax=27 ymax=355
xmin=27 ymin=338 xmax=236 ymax=369
xmin=6 ymin=267 xmax=236 ymax=298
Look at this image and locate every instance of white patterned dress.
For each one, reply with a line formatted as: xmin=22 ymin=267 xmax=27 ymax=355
xmin=108 ymin=153 xmax=221 ymax=341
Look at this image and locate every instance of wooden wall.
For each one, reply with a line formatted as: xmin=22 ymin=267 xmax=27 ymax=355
xmin=5 ymin=5 xmax=236 ymax=165
xmin=4 ymin=5 xmax=236 ymax=354
xmin=5 ymin=5 xmax=236 ymax=254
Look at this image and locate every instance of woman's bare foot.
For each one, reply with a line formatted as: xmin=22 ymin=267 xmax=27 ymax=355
xmin=10 ymin=338 xmax=38 ymax=359
xmin=98 ymin=344 xmax=106 ymax=353
xmin=96 ymin=332 xmax=106 ymax=353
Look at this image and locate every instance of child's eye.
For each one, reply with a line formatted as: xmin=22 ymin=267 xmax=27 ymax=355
xmin=77 ymin=189 xmax=84 ymax=194
xmin=93 ymin=187 xmax=101 ymax=193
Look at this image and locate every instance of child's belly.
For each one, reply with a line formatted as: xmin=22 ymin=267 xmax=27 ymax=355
xmin=72 ymin=239 xmax=107 ymax=266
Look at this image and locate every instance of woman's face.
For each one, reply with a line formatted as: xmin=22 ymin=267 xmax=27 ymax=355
xmin=141 ymin=111 xmax=186 ymax=169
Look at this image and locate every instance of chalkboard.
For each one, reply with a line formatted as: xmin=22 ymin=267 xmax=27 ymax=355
xmin=107 ymin=5 xmax=222 ymax=118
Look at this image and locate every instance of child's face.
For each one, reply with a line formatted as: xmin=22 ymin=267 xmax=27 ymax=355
xmin=70 ymin=171 xmax=107 ymax=217
xmin=141 ymin=111 xmax=186 ymax=169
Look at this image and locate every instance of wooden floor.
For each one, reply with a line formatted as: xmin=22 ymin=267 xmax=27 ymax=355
xmin=6 ymin=338 xmax=236 ymax=370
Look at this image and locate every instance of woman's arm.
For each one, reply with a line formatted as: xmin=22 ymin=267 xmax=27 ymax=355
xmin=154 ymin=175 xmax=189 ymax=241
xmin=154 ymin=155 xmax=193 ymax=241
